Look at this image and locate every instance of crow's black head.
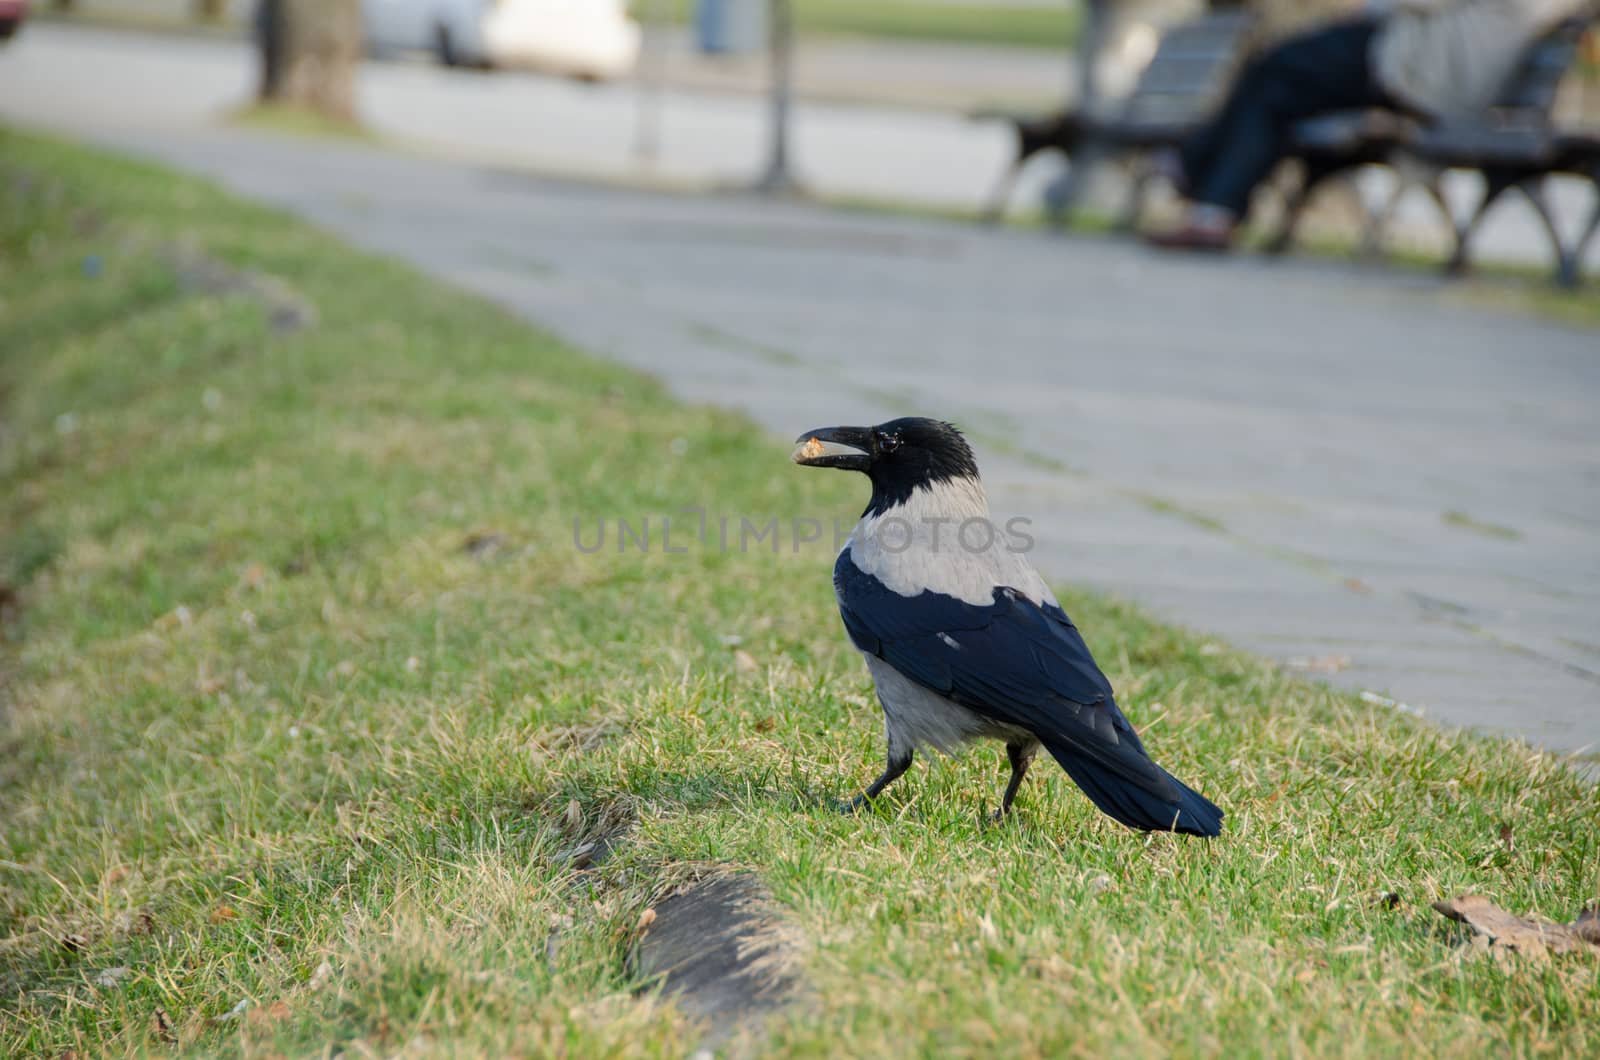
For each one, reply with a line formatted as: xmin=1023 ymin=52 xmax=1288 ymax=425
xmin=792 ymin=417 xmax=979 ymax=510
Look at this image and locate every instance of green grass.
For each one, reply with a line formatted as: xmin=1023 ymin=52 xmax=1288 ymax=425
xmin=659 ymin=0 xmax=1078 ymax=51
xmin=1132 ymin=494 xmax=1228 ymax=536
xmin=1442 ymin=510 xmax=1522 ymax=542
xmin=228 ymin=103 xmax=378 ymax=144
xmin=2 ymin=129 xmax=1598 ymax=1057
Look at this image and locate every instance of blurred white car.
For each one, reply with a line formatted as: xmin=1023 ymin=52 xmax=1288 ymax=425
xmin=363 ymin=0 xmax=639 ymax=80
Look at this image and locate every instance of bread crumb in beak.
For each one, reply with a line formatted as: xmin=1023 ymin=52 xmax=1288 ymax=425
xmin=794 ymin=436 xmax=826 ymax=462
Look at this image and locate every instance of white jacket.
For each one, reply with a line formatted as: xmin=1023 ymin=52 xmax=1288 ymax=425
xmin=1371 ymin=0 xmax=1589 ymax=118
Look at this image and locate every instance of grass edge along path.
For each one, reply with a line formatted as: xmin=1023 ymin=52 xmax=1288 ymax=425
xmin=38 ymin=1 xmax=1080 ymax=52
xmin=1 ymin=129 xmax=1597 ymax=1057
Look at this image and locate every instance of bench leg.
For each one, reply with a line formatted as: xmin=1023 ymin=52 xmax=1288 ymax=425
xmin=1357 ymin=176 xmax=1402 ymax=260
xmin=982 ymin=124 xmax=1041 ymax=225
xmin=1516 ymin=176 xmax=1578 ymax=289
xmin=1365 ymin=158 xmax=1447 ymax=260
xmin=982 ymin=155 xmax=1028 ymax=225
xmin=1419 ymin=171 xmax=1453 ymax=233
xmin=1566 ymin=166 xmax=1600 ymax=288
xmin=1446 ymin=170 xmax=1514 ymax=277
xmin=1043 ymin=143 xmax=1104 ymax=231
xmin=1117 ymin=156 xmax=1154 ymax=233
xmin=982 ymin=118 xmax=1073 ymax=225
xmin=1267 ymin=156 xmax=1352 ymax=256
xmin=1510 ymin=176 xmax=1574 ymax=288
xmin=1360 ymin=161 xmax=1433 ymax=261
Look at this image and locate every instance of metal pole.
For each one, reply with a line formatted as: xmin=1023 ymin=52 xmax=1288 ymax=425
xmin=632 ymin=0 xmax=669 ymax=164
xmin=755 ymin=0 xmax=801 ymax=194
xmin=257 ymin=0 xmax=286 ymax=101
xmin=1046 ymin=0 xmax=1112 ymax=221
xmin=1074 ymin=0 xmax=1110 ymax=110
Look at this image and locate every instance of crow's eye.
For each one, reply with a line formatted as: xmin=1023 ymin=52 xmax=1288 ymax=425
xmin=877 ymin=432 xmax=900 ymax=454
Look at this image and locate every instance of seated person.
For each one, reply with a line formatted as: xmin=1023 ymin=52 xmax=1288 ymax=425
xmin=1148 ymin=0 xmax=1586 ymax=251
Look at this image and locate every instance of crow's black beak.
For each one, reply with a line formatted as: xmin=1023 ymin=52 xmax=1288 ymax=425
xmin=792 ymin=425 xmax=874 ymax=472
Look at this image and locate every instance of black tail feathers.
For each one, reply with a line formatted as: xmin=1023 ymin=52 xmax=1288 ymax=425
xmin=1045 ymin=742 xmax=1224 ymax=837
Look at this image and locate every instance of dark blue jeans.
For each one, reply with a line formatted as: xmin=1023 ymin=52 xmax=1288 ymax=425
xmin=1181 ymin=18 xmax=1392 ymax=217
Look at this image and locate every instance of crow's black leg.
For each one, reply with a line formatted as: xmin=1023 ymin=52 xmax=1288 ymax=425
xmin=994 ymin=738 xmax=1039 ymax=819
xmin=840 ymin=749 xmax=913 ymax=814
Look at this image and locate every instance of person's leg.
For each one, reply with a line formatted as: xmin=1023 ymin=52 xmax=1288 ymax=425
xmin=1178 ymin=54 xmax=1277 ymax=195
xmin=1190 ymin=18 xmax=1387 ymax=218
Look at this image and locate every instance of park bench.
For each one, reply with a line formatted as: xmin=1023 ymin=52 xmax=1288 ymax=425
xmin=974 ymin=9 xmax=1255 ymax=228
xmin=1270 ymin=14 xmax=1600 ymax=287
xmin=980 ymin=9 xmax=1597 ymax=286
xmin=1402 ymin=15 xmax=1599 ymax=287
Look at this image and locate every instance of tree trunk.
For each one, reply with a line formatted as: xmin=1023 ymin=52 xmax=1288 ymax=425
xmin=256 ymin=0 xmax=362 ymax=124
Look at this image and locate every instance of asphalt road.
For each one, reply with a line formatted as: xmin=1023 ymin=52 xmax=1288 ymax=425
xmin=3 ymin=24 xmax=1597 ymax=760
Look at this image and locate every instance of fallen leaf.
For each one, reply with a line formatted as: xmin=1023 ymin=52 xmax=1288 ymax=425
xmin=209 ymin=904 xmax=239 ymax=924
xmin=636 ymin=907 xmax=657 ymax=934
xmin=151 ymin=1008 xmax=177 ymax=1044
xmin=113 ymin=908 xmax=156 ymax=937
xmin=59 ymin=932 xmax=88 ymax=952
xmin=1432 ymin=894 xmax=1600 ymax=961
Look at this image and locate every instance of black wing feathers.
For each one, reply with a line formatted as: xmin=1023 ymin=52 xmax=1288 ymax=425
xmin=835 ymin=553 xmax=1223 ymax=836
xmin=835 ymin=553 xmax=1141 ymax=756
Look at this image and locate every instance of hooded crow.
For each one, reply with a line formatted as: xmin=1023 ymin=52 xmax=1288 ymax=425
xmin=793 ymin=417 xmax=1223 ymax=837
